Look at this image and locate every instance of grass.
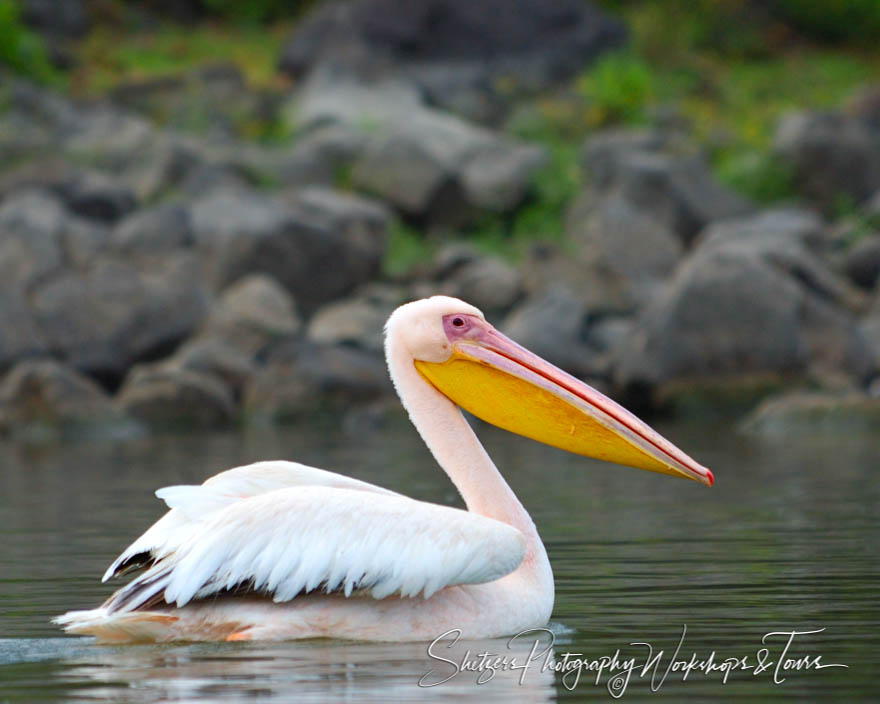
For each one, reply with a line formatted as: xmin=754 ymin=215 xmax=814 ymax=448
xmin=69 ymin=21 xmax=292 ymax=96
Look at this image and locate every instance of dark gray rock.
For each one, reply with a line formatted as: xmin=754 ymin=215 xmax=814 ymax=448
xmin=278 ymin=0 xmax=626 ymax=108
xmin=190 ymin=184 xmax=388 ymax=307
xmin=774 ymin=110 xmax=880 ymax=209
xmin=54 ymin=171 xmax=137 ymax=223
xmin=615 ymin=209 xmax=875 ymax=393
xmin=501 ymin=286 xmax=599 ymax=377
xmin=842 ymin=235 xmax=880 ymax=290
xmin=118 ymin=364 xmax=236 ymax=429
xmin=198 ymin=274 xmax=301 ymax=358
xmin=111 ymin=203 xmax=194 ymax=254
xmin=279 ymin=125 xmax=368 ymax=189
xmin=0 ymin=286 xmax=47 ymax=371
xmin=741 ymin=391 xmax=880 ymax=435
xmin=0 ymin=189 xmax=66 ymax=289
xmin=290 ymin=74 xmax=546 ymax=223
xmin=565 ymin=189 xmax=683 ymax=313
xmin=582 ymin=129 xmax=752 ymax=245
xmin=30 ymin=255 xmax=210 ymax=382
xmin=245 ymin=342 xmax=390 ymax=422
xmin=0 ymin=359 xmax=121 ymax=435
xmin=307 ymin=297 xmax=392 ymax=353
xmin=444 ymin=256 xmax=523 ymax=316
xmin=170 ymin=337 xmax=255 ymax=399
xmin=22 ymin=0 xmax=88 ymax=38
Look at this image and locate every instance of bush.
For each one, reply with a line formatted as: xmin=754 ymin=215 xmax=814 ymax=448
xmin=0 ymin=0 xmax=57 ymax=83
xmin=576 ymin=51 xmax=653 ymax=127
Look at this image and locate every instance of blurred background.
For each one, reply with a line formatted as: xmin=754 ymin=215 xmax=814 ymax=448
xmin=1 ymin=0 xmax=880 ymax=440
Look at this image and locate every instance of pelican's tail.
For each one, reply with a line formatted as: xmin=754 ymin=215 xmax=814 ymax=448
xmin=53 ymin=608 xmax=179 ymax=643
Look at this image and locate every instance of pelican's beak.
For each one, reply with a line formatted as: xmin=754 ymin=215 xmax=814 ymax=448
xmin=415 ymin=314 xmax=713 ymax=486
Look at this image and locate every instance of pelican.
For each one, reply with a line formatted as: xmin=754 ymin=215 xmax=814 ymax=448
xmin=55 ymin=296 xmax=713 ymax=643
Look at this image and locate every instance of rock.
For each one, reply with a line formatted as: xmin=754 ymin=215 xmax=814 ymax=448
xmin=279 ymin=124 xmax=368 ymax=189
xmin=200 ymin=274 xmax=301 ymax=357
xmin=501 ymin=286 xmax=598 ymax=377
xmin=582 ymin=129 xmax=752 ymax=245
xmin=307 ymin=298 xmax=391 ymax=353
xmin=169 ymin=337 xmax=255 ymax=399
xmin=278 ymin=0 xmax=626 ymax=105
xmin=290 ymin=73 xmax=546 ymax=223
xmin=774 ymin=110 xmax=880 ymax=209
xmin=842 ymin=235 xmax=880 ymax=290
xmin=615 ymin=209 xmax=875 ymax=394
xmin=63 ymin=217 xmax=110 ymax=269
xmin=0 ymin=287 xmax=47 ymax=370
xmin=245 ymin=342 xmax=390 ymax=422
xmin=0 ymin=189 xmax=66 ymax=289
xmin=21 ymin=0 xmax=88 ymax=38
xmin=615 ymin=247 xmax=808 ymax=389
xmin=190 ymin=184 xmax=388 ymax=307
xmin=111 ymin=203 xmax=194 ymax=254
xmin=444 ymin=256 xmax=523 ymax=315
xmin=118 ymin=364 xmax=236 ymax=429
xmin=54 ymin=170 xmax=137 ymax=223
xmin=564 ymin=189 xmax=683 ymax=312
xmin=30 ymin=255 xmax=210 ymax=383
xmin=741 ymin=391 xmax=880 ymax=435
xmin=0 ymin=359 xmax=121 ymax=435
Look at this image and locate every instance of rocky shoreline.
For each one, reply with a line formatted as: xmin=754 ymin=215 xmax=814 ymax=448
xmin=2 ymin=0 xmax=880 ymax=441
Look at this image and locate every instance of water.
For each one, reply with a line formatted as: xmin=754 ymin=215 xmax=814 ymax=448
xmin=0 ymin=412 xmax=877 ymax=701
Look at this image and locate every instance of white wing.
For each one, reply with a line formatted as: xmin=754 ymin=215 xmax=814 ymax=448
xmin=103 ymin=486 xmax=526 ymax=612
xmin=103 ymin=460 xmax=401 ymax=582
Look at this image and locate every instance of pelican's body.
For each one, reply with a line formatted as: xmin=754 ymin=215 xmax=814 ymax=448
xmin=56 ymin=297 xmax=712 ymax=643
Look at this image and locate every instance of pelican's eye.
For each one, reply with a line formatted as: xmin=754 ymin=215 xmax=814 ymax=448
xmin=452 ymin=317 xmax=465 ymax=328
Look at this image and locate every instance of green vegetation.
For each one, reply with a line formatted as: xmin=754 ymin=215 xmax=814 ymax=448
xmin=0 ymin=0 xmax=58 ymax=84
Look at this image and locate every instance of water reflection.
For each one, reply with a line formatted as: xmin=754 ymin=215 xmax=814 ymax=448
xmin=0 ymin=413 xmax=877 ymax=700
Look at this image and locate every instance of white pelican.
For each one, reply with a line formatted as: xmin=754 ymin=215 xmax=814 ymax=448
xmin=55 ymin=296 xmax=713 ymax=643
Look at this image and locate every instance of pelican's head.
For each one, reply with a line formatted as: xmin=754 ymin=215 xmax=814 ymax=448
xmin=386 ymin=296 xmax=713 ymax=487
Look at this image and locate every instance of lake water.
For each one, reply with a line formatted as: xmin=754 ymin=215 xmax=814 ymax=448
xmin=0 ymin=411 xmax=876 ymax=701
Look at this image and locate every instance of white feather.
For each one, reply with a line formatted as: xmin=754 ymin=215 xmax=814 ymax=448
xmin=103 ymin=485 xmax=526 ymax=612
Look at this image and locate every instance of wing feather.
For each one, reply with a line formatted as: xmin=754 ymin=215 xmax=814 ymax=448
xmin=103 ymin=486 xmax=526 ymax=612
xmin=102 ymin=461 xmax=399 ymax=582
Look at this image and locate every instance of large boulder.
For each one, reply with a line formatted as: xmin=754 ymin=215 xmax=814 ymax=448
xmin=245 ymin=341 xmax=390 ymax=422
xmin=774 ymin=110 xmax=880 ymax=210
xmin=564 ymin=189 xmax=683 ymax=313
xmin=278 ymin=0 xmax=626 ymax=119
xmin=111 ymin=202 xmax=194 ymax=255
xmin=30 ymin=255 xmax=211 ymax=383
xmin=0 ymin=359 xmax=124 ymax=437
xmin=581 ymin=129 xmax=752 ymax=245
xmin=118 ymin=364 xmax=236 ymax=429
xmin=615 ymin=210 xmax=875 ymax=394
xmin=190 ymin=184 xmax=389 ymax=308
xmin=288 ymin=74 xmax=547 ymax=224
xmin=501 ymin=286 xmax=599 ymax=378
xmin=741 ymin=391 xmax=880 ymax=435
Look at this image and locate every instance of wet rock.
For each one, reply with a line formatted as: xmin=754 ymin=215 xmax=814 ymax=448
xmin=245 ymin=342 xmax=390 ymax=422
xmin=118 ymin=364 xmax=236 ymax=429
xmin=111 ymin=202 xmax=194 ymax=255
xmin=842 ymin=235 xmax=880 ymax=290
xmin=0 ymin=359 xmax=121 ymax=435
xmin=502 ymin=286 xmax=598 ymax=377
xmin=30 ymin=255 xmax=210 ymax=383
xmin=199 ymin=274 xmax=301 ymax=358
xmin=741 ymin=391 xmax=880 ymax=435
xmin=774 ymin=110 xmax=880 ymax=209
xmin=582 ymin=129 xmax=751 ymax=244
